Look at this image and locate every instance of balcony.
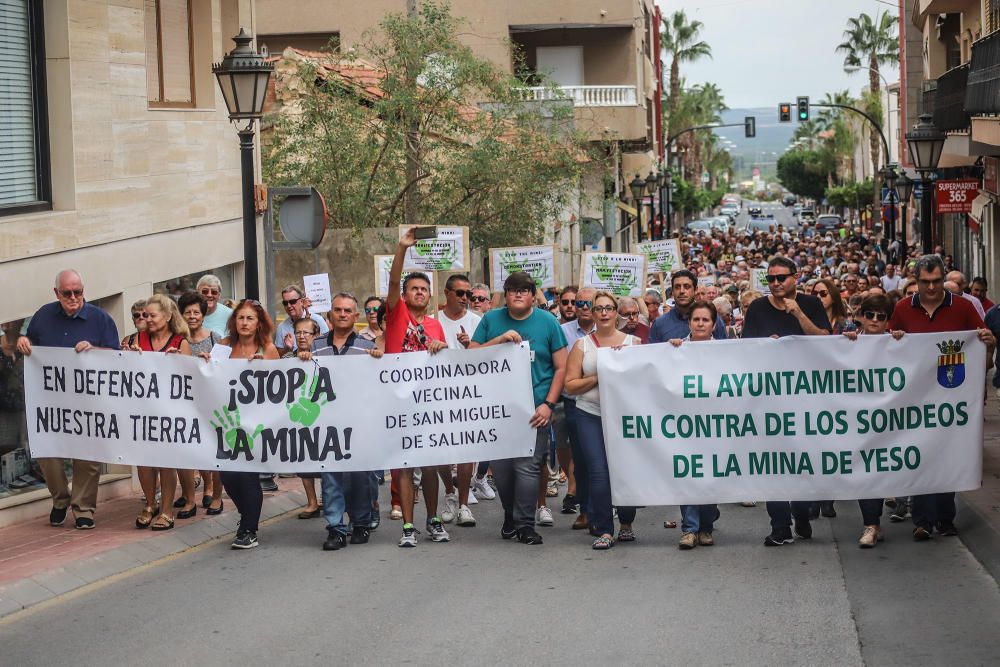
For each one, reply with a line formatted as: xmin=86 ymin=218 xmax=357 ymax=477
xmin=967 ymin=29 xmax=1000 ymax=115
xmin=932 ymin=63 xmax=970 ymax=131
xmin=518 ymin=85 xmax=637 ymax=107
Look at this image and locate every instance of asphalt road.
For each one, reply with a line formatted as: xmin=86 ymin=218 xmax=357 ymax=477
xmin=1 ymin=486 xmax=998 ymax=666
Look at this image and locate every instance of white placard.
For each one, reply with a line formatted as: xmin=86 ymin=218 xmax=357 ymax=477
xmin=398 ymin=226 xmax=468 ymax=272
xmin=303 ymin=273 xmax=332 ymax=313
xmin=489 ymin=245 xmax=557 ymax=290
xmin=374 ymin=255 xmax=435 ymax=298
xmin=636 ymin=238 xmax=682 ymax=276
xmin=750 ymin=268 xmax=771 ymax=295
xmin=579 ymin=252 xmax=647 ymax=297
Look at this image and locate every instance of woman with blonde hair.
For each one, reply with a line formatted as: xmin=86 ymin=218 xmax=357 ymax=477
xmin=125 ymin=294 xmax=197 ymax=530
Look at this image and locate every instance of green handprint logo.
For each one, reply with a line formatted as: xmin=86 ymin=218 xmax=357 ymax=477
xmin=286 ymin=369 xmax=335 ymax=427
xmin=592 ymin=255 xmax=618 ymax=281
xmin=211 ymin=406 xmax=262 ymax=451
xmin=611 ymin=273 xmax=638 ymax=297
xmin=499 ymin=251 xmax=525 ymax=275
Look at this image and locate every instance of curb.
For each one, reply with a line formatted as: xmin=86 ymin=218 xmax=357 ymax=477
xmin=0 ymin=490 xmax=307 ymax=622
xmin=956 ymin=492 xmax=1000 ymax=585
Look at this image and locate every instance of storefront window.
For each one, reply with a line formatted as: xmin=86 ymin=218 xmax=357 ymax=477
xmin=153 ymin=265 xmax=236 ymax=304
xmin=0 ymin=318 xmax=44 ymax=500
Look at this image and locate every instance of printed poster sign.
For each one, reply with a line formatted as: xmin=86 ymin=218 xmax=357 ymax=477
xmin=935 ymin=179 xmax=980 ymax=215
xmin=598 ymin=332 xmax=985 ymax=506
xmin=398 ymin=226 xmax=469 ymax=272
xmin=303 ymin=273 xmax=332 ymax=313
xmin=374 ymin=255 xmax=435 ymax=298
xmin=579 ymin=252 xmax=646 ymax=297
xmin=24 ymin=345 xmax=536 ymax=472
xmin=750 ymin=268 xmax=771 ymax=295
xmin=636 ymin=239 xmax=682 ymax=276
xmin=489 ymin=245 xmax=556 ymax=290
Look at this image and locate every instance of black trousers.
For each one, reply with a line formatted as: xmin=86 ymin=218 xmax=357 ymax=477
xmin=221 ymin=471 xmax=263 ymax=533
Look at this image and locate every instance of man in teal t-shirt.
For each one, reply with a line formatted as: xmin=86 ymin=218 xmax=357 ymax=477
xmin=471 ymin=272 xmax=567 ymax=545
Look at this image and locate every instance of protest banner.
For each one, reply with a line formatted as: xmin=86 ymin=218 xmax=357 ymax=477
xmin=636 ymin=239 xmax=682 ymax=276
xmin=697 ymin=275 xmax=717 ymax=288
xmin=374 ymin=255 xmax=435 ymax=298
xmin=598 ymin=333 xmax=985 ymax=505
xmin=579 ymin=252 xmax=647 ymax=297
xmin=398 ymin=226 xmax=470 ymax=272
xmin=489 ymin=245 xmax=557 ymax=290
xmin=24 ymin=345 xmax=535 ymax=473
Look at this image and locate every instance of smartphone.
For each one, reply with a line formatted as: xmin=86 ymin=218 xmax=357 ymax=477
xmin=413 ymin=226 xmax=437 ymax=240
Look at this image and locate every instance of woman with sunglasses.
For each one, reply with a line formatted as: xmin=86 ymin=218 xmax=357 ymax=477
xmin=125 ymin=294 xmax=194 ymax=531
xmin=219 ymin=299 xmax=280 ymax=549
xmin=843 ymin=294 xmax=904 ymax=548
xmin=815 ymin=277 xmax=853 ymax=334
xmin=121 ymin=299 xmax=148 ymax=349
xmin=196 ymin=274 xmax=232 ymax=337
xmin=564 ymin=291 xmax=640 ymax=550
xmin=359 ymin=297 xmax=383 ymax=342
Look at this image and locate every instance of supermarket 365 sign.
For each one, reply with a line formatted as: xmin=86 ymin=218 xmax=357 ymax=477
xmin=936 ymin=179 xmax=980 ymax=214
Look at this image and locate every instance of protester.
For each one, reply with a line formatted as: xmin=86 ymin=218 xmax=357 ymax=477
xmin=359 ymin=296 xmax=384 ymax=342
xmin=16 ymin=270 xmax=120 ymax=529
xmin=217 ymin=299 xmax=280 ymax=549
xmin=970 ymin=277 xmax=994 ymax=311
xmin=889 ymin=255 xmax=995 ymax=540
xmin=470 ymin=283 xmax=493 ymax=315
xmin=564 ymin=291 xmax=639 ymax=549
xmin=946 ymin=270 xmax=987 ymax=320
xmin=649 ymin=270 xmax=727 ymax=343
xmin=386 ymin=228 xmax=450 ymax=548
xmin=125 ymin=294 xmax=195 ymax=531
xmin=280 ymin=317 xmax=323 ymax=521
xmin=558 ymin=286 xmax=578 ymax=323
xmin=121 ymin=299 xmax=148 ymax=349
xmin=471 ymin=271 xmax=568 ymax=545
xmin=668 ymin=300 xmax=722 ymax=550
xmin=643 ymin=289 xmax=663 ymax=323
xmin=273 ymin=284 xmax=329 ymax=356
xmin=815 ymin=278 xmax=851 ymax=335
xmin=618 ymin=297 xmax=650 ymax=343
xmin=197 ymin=274 xmax=232 ymax=337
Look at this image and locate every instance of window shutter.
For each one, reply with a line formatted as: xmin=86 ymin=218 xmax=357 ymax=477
xmin=0 ymin=0 xmax=40 ymax=206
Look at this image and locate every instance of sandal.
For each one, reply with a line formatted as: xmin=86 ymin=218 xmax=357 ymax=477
xmin=298 ymin=507 xmax=322 ymax=519
xmin=618 ymin=527 xmax=636 ymax=542
xmin=135 ymin=506 xmax=156 ymax=529
xmin=150 ymin=514 xmax=175 ymax=531
xmin=663 ymin=520 xmax=677 ymax=529
xmin=592 ymin=535 xmax=614 ymax=550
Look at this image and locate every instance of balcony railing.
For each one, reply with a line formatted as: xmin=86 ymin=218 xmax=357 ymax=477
xmin=933 ymin=63 xmax=970 ymax=131
xmin=518 ymin=85 xmax=638 ymax=107
xmin=967 ymin=29 xmax=1000 ymax=115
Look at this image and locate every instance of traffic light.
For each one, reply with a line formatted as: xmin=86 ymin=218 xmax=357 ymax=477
xmin=744 ymin=115 xmax=756 ymax=138
xmin=797 ymin=96 xmax=809 ymax=121
xmin=779 ymin=103 xmax=791 ymax=122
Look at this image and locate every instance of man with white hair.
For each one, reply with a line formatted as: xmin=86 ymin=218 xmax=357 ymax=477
xmin=197 ymin=274 xmax=232 ymax=336
xmin=16 ymin=270 xmax=120 ymax=530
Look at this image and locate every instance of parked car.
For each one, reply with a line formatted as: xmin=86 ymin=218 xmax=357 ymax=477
xmin=782 ymin=194 xmax=797 ymax=206
xmin=720 ymin=204 xmax=739 ymax=218
xmin=747 ymin=205 xmax=762 ymax=216
xmin=746 ymin=215 xmax=775 ymax=232
xmin=709 ymin=216 xmax=732 ymax=231
xmin=814 ymin=214 xmax=843 ymax=232
xmin=686 ymin=219 xmax=714 ymax=233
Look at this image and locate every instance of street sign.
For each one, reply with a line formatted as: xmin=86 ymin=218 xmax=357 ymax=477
xmin=935 ymin=178 xmax=979 ymax=214
xmin=701 ymin=171 xmax=710 ymax=184
xmin=880 ymin=187 xmax=898 ymax=205
xmin=913 ymin=183 xmax=923 ymax=200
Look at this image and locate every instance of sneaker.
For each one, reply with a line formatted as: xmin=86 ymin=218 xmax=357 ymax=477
xmin=561 ymin=493 xmax=578 ymax=514
xmin=912 ymin=526 xmax=932 ymax=541
xmin=793 ymin=518 xmax=812 ymax=540
xmin=456 ymin=505 xmax=476 ymax=527
xmin=441 ymin=493 xmax=458 ymax=523
xmin=323 ymin=529 xmax=348 ymax=551
xmin=858 ymin=525 xmax=881 ymax=548
xmin=74 ymin=517 xmax=95 ymax=530
xmin=764 ymin=532 xmax=794 ymax=547
xmin=398 ymin=523 xmax=418 ymax=548
xmin=501 ymin=516 xmax=517 ymax=540
xmin=697 ymin=531 xmax=714 ymax=546
xmin=350 ymin=526 xmax=370 ymax=544
xmin=472 ymin=475 xmax=495 ymax=500
xmin=517 ymin=527 xmax=543 ymax=545
xmin=231 ymin=530 xmax=259 ymax=549
xmin=889 ymin=506 xmax=910 ymax=523
xmin=49 ymin=506 xmax=67 ymax=527
xmin=679 ymin=532 xmax=698 ymax=550
xmin=427 ymin=518 xmax=450 ymax=542
xmin=936 ymin=522 xmax=958 ymax=536
xmin=467 ymin=492 xmax=478 ymax=505
xmin=535 ymin=505 xmax=554 ymax=526
xmin=390 ymin=505 xmax=403 ymax=520
xmin=820 ymin=502 xmax=837 ymax=518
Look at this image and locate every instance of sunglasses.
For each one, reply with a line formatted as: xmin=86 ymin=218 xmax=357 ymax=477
xmin=450 ymin=289 xmax=473 ymax=298
xmin=561 ymin=299 xmax=575 ymax=306
xmin=765 ymin=274 xmax=793 ymax=284
xmin=592 ymin=305 xmax=616 ymax=314
xmin=863 ymin=311 xmax=889 ymax=322
xmin=200 ymin=288 xmax=220 ymax=296
xmin=132 ymin=311 xmax=148 ymax=319
xmin=470 ymin=296 xmax=489 ymax=303
xmin=575 ymin=300 xmax=593 ymax=309
xmin=282 ymin=298 xmax=300 ymax=307
xmin=59 ymin=289 xmax=83 ymax=298
xmin=814 ymin=289 xmax=830 ymax=298
xmin=364 ymin=306 xmax=380 ymax=314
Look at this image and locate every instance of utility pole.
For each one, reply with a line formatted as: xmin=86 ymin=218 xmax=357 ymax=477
xmin=404 ymin=0 xmax=420 ymax=227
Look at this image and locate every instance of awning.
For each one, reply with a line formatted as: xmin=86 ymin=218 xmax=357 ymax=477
xmin=970 ymin=192 xmax=993 ymax=223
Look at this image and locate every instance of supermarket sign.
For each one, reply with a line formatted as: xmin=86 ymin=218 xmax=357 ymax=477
xmin=935 ymin=179 xmax=980 ymax=214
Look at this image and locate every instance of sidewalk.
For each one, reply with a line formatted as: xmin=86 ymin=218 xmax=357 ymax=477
xmin=0 ymin=477 xmax=309 ymax=619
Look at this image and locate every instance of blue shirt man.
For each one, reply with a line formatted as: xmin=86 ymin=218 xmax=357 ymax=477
xmin=649 ymin=269 xmax=727 ymax=343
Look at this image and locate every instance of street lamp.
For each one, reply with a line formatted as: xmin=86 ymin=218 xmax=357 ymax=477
xmin=879 ymin=164 xmax=898 ymax=241
xmin=645 ymin=171 xmax=658 ymax=240
xmin=895 ymin=172 xmax=915 ymax=259
xmin=905 ymin=114 xmax=946 ymax=254
xmin=629 ymin=174 xmax=647 ymax=241
xmin=213 ymin=27 xmax=273 ymax=300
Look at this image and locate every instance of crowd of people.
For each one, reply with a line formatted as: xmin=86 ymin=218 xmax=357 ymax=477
xmin=8 ymin=213 xmax=998 ymax=553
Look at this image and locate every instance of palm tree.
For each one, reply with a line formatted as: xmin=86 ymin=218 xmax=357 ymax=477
xmin=836 ymin=11 xmax=899 ymax=193
xmin=661 ymin=10 xmax=712 ymax=140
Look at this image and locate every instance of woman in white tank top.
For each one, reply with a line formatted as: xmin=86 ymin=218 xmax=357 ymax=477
xmin=564 ymin=292 xmax=640 ymax=550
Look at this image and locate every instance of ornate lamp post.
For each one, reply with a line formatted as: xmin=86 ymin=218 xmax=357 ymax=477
xmin=905 ymin=114 xmax=946 ymax=255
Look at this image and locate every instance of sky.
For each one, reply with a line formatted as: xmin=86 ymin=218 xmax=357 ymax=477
xmin=654 ymin=0 xmax=902 ymax=109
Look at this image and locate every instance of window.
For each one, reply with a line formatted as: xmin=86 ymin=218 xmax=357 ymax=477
xmin=0 ymin=0 xmax=50 ymax=216
xmin=988 ymin=0 xmax=1000 ymax=35
xmin=144 ymin=0 xmax=195 ymax=107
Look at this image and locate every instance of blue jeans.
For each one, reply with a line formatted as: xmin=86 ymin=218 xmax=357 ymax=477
xmin=681 ymin=504 xmax=719 ymax=534
xmin=321 ymin=471 xmax=377 ymax=535
xmin=575 ymin=409 xmax=635 ymax=536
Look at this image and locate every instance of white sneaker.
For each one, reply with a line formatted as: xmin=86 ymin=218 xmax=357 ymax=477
xmin=441 ymin=492 xmax=458 ymax=523
xmin=535 ymin=505 xmax=554 ymax=526
xmin=456 ymin=505 xmax=476 ymax=526
xmin=467 ymin=492 xmax=478 ymax=505
xmin=472 ymin=475 xmax=495 ymax=500
xmin=427 ymin=518 xmax=450 ymax=542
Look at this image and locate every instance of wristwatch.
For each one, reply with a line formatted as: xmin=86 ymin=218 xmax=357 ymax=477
xmin=543 ymin=400 xmax=557 ymax=411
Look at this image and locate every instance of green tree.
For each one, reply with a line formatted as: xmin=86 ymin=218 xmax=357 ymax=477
xmin=263 ymin=1 xmax=592 ymax=248
xmin=776 ymin=150 xmax=833 ymax=201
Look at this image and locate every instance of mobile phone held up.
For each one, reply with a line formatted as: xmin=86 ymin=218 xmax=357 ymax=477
xmin=413 ymin=226 xmax=437 ymax=240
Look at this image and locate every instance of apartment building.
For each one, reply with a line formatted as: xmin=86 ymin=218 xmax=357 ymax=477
xmin=256 ymin=0 xmax=664 ymax=275
xmin=0 ymin=0 xmax=258 ymax=522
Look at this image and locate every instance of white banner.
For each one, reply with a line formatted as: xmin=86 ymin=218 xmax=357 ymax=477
xmin=579 ymin=252 xmax=647 ymax=297
xmin=24 ymin=345 xmax=536 ymax=472
xmin=398 ymin=226 xmax=469 ymax=272
xmin=636 ymin=239 xmax=682 ymax=276
xmin=598 ymin=333 xmax=985 ymax=505
xmin=489 ymin=245 xmax=556 ymax=290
